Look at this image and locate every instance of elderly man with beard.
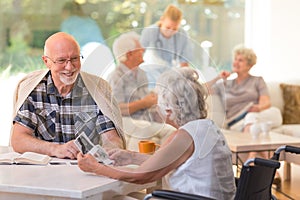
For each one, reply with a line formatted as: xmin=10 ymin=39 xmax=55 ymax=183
xmin=10 ymin=32 xmax=125 ymax=159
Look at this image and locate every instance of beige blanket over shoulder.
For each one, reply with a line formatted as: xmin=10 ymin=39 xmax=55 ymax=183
xmin=11 ymin=69 xmax=126 ymax=148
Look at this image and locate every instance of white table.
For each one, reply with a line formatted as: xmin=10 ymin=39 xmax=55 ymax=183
xmin=223 ymin=130 xmax=300 ymax=153
xmin=222 ymin=130 xmax=300 ymax=180
xmin=0 ymin=147 xmax=159 ymax=200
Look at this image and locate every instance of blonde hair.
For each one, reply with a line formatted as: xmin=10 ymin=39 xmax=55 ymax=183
xmin=233 ymin=45 xmax=257 ymax=67
xmin=159 ymin=4 xmax=182 ymax=25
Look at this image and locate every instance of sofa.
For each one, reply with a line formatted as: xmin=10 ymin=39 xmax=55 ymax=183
xmin=267 ymin=81 xmax=300 ymax=138
xmin=208 ymin=79 xmax=300 ymax=136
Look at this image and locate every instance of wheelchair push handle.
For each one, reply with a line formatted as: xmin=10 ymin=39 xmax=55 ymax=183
xmin=285 ymin=145 xmax=300 ymax=154
xmin=272 ymin=145 xmax=300 ymax=160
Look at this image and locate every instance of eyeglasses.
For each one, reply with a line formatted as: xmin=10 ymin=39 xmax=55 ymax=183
xmin=45 ymin=55 xmax=83 ymax=65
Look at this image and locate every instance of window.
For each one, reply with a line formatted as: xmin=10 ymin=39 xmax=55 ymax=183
xmin=0 ymin=0 xmax=244 ymax=145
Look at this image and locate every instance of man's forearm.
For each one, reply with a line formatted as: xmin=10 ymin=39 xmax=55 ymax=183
xmin=11 ymin=131 xmax=57 ymax=156
xmin=101 ymin=129 xmax=125 ymax=149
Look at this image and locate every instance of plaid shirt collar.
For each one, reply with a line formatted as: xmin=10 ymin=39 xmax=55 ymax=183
xmin=46 ymin=72 xmax=89 ymax=98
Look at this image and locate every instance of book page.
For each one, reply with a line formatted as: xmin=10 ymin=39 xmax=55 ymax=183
xmin=14 ymin=152 xmax=51 ymax=165
xmin=0 ymin=152 xmax=21 ymax=164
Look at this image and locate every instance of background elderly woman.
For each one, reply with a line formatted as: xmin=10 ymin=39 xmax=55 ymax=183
xmin=77 ymin=68 xmax=236 ymax=200
xmin=208 ymin=45 xmax=282 ymax=132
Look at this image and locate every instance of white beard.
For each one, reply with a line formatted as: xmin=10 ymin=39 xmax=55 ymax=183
xmin=59 ymin=72 xmax=78 ymax=85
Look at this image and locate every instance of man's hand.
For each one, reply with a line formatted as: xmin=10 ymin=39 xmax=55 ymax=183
xmin=142 ymin=92 xmax=158 ymax=108
xmin=11 ymin=123 xmax=78 ymax=159
xmin=52 ymin=140 xmax=79 ymax=159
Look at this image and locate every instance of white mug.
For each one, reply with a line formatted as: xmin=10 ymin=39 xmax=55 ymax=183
xmin=250 ymin=123 xmax=261 ymax=140
xmin=260 ymin=121 xmax=272 ymax=137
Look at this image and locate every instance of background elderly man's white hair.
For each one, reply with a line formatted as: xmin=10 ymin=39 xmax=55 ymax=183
xmin=112 ymin=31 xmax=140 ymax=62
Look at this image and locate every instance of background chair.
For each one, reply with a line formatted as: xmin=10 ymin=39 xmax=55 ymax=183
xmin=144 ymin=157 xmax=280 ymax=200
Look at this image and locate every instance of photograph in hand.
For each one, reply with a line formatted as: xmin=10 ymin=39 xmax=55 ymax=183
xmin=89 ymin=144 xmax=114 ymax=165
xmin=74 ymin=132 xmax=94 ymax=154
xmin=74 ymin=132 xmax=113 ymax=165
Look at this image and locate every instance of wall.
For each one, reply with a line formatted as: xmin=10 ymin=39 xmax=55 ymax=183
xmin=246 ymin=0 xmax=300 ymax=82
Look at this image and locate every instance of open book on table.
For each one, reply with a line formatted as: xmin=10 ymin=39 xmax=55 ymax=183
xmin=225 ymin=102 xmax=254 ymax=128
xmin=0 ymin=151 xmax=51 ymax=165
xmin=74 ymin=132 xmax=113 ymax=165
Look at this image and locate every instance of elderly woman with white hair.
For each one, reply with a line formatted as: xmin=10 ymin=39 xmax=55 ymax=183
xmin=207 ymin=45 xmax=282 ymax=132
xmin=77 ymin=67 xmax=236 ymax=200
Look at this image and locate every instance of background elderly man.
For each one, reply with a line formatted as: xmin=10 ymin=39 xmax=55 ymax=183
xmin=108 ymin=31 xmax=175 ymax=151
xmin=108 ymin=31 xmax=158 ymax=121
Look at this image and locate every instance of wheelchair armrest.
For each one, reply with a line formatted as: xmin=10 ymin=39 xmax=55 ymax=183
xmin=244 ymin=158 xmax=280 ymax=169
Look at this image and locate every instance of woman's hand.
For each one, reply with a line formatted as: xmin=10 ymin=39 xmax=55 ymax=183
xmin=219 ymin=70 xmax=231 ymax=79
xmin=108 ymin=149 xmax=134 ymax=166
xmin=77 ymin=153 xmax=100 ymax=173
xmin=249 ymin=95 xmax=271 ymax=112
xmin=248 ymin=104 xmax=261 ymax=112
xmin=108 ymin=149 xmax=149 ymax=166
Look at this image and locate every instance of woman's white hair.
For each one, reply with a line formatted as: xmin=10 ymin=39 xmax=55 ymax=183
xmin=112 ymin=31 xmax=140 ymax=62
xmin=156 ymin=67 xmax=208 ymax=126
